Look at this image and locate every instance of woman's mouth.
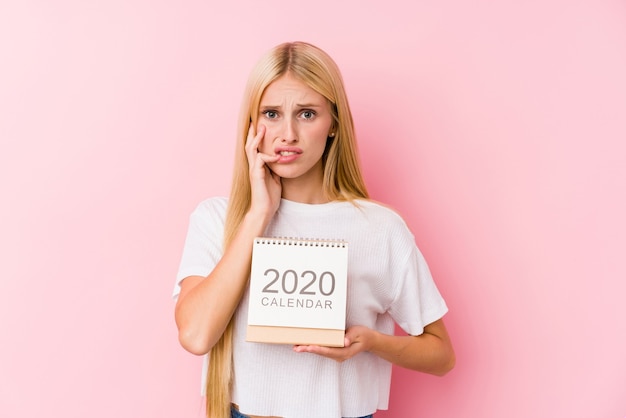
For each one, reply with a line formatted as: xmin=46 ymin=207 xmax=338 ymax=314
xmin=275 ymin=147 xmax=302 ymax=163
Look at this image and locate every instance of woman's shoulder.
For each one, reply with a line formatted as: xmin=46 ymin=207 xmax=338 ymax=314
xmin=353 ymin=199 xmax=419 ymax=251
xmin=353 ymin=198 xmax=408 ymax=224
xmin=190 ymin=196 xmax=229 ymax=220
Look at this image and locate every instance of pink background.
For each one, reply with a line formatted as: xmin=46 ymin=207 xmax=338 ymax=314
xmin=1 ymin=1 xmax=625 ymax=417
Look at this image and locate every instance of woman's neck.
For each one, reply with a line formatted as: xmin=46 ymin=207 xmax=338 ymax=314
xmin=280 ymin=176 xmax=328 ymax=204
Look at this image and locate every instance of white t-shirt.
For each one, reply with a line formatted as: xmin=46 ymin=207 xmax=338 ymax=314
xmin=174 ymin=197 xmax=448 ymax=418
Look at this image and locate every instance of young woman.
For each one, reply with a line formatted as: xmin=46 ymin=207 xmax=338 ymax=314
xmin=174 ymin=41 xmax=455 ymax=418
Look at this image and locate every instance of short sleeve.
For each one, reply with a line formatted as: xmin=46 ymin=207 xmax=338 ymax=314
xmin=388 ymin=242 xmax=448 ymax=336
xmin=172 ymin=197 xmax=228 ymax=300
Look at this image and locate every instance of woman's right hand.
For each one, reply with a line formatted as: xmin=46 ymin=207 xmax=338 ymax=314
xmin=176 ymin=124 xmax=282 ymax=355
xmin=245 ymin=123 xmax=282 ymax=223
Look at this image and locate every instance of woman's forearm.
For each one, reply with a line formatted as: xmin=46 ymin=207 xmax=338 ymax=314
xmin=174 ymin=211 xmax=269 ymax=355
xmin=368 ymin=319 xmax=455 ymax=376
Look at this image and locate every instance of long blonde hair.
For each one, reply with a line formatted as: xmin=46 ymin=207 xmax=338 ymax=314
xmin=206 ymin=41 xmax=369 ymax=418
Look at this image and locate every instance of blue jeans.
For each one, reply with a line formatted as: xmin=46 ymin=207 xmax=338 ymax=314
xmin=231 ymin=405 xmax=373 ymax=418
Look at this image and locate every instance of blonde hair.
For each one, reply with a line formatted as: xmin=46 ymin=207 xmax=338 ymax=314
xmin=206 ymin=41 xmax=369 ymax=418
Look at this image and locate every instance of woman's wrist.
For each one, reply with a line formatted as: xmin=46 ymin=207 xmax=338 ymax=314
xmin=364 ymin=327 xmax=381 ymax=353
xmin=242 ymin=208 xmax=274 ymax=236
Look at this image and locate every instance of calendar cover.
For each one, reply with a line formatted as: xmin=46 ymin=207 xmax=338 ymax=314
xmin=246 ymin=237 xmax=348 ymax=347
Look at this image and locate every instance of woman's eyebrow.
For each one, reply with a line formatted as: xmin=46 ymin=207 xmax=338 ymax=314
xmin=260 ymin=103 xmax=323 ymax=109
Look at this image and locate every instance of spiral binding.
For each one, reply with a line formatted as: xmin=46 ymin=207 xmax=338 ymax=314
xmin=255 ymin=237 xmax=347 ymax=248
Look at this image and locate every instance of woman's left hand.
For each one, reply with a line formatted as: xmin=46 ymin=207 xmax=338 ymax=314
xmin=293 ymin=325 xmax=375 ymax=362
xmin=292 ymin=319 xmax=455 ymax=375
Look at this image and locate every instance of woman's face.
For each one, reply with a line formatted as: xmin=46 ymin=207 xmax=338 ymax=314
xmin=257 ymin=73 xmax=334 ymax=185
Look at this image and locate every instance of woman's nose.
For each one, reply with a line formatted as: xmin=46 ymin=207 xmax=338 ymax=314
xmin=280 ymin=120 xmax=298 ymax=143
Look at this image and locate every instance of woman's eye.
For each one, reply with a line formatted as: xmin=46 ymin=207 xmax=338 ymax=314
xmin=263 ymin=110 xmax=278 ymax=119
xmin=301 ymin=111 xmax=315 ymax=120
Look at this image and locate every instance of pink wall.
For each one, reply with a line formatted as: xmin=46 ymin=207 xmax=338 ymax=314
xmin=1 ymin=1 xmax=625 ymax=417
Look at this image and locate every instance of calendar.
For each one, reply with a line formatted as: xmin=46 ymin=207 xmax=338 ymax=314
xmin=246 ymin=237 xmax=348 ymax=347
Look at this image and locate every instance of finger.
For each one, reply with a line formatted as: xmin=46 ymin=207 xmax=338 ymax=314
xmin=293 ymin=344 xmax=315 ymax=353
xmin=245 ymin=123 xmax=259 ymax=157
xmin=244 ymin=123 xmax=254 ymax=149
xmin=258 ymin=152 xmax=280 ymax=165
xmin=246 ymin=126 xmax=269 ymax=170
xmin=294 ymin=344 xmax=337 ymax=356
xmin=299 ymin=345 xmax=349 ymax=362
xmin=245 ymin=126 xmax=256 ymax=160
xmin=246 ymin=124 xmax=265 ymax=151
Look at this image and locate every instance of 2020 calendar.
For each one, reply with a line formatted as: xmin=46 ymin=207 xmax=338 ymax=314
xmin=247 ymin=237 xmax=348 ymax=347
